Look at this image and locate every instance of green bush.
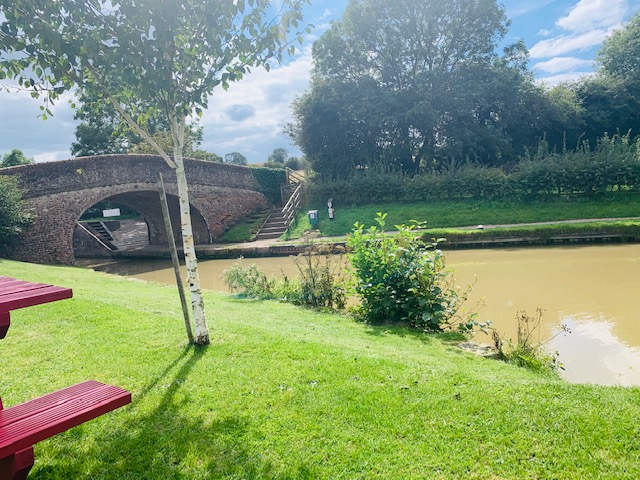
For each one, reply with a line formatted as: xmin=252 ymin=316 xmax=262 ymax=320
xmin=284 ymin=245 xmax=347 ymax=309
xmin=347 ymin=213 xmax=474 ymax=331
xmin=223 ymin=263 xmax=280 ymax=300
xmin=0 ymin=176 xmax=32 ymax=252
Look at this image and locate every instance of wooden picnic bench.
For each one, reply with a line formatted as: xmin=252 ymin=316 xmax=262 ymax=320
xmin=0 ymin=276 xmax=131 ymax=479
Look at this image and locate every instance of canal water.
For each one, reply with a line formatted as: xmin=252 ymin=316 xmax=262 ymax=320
xmin=84 ymin=244 xmax=640 ymax=387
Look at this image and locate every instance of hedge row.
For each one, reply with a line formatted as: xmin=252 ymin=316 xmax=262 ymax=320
xmin=251 ymin=167 xmax=286 ymax=205
xmin=307 ymin=157 xmax=640 ymax=206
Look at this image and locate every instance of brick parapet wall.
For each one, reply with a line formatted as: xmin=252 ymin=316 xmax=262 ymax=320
xmin=0 ymin=154 xmax=257 ymax=198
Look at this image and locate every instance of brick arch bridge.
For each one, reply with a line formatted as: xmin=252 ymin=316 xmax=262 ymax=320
xmin=0 ymin=154 xmax=274 ymax=264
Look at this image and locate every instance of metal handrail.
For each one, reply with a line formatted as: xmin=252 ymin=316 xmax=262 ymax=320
xmin=281 ymin=182 xmax=303 ymax=228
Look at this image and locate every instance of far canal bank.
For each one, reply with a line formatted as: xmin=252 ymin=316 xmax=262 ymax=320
xmin=104 ymin=217 xmax=640 ymax=261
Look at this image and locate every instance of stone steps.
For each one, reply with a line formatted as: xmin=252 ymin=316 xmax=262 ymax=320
xmin=83 ymin=222 xmax=117 ymax=250
xmin=256 ymin=212 xmax=288 ymax=240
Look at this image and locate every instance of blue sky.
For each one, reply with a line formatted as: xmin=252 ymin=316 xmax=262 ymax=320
xmin=0 ymin=0 xmax=638 ymax=164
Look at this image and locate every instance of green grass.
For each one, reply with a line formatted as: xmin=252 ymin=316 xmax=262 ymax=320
xmin=425 ymin=220 xmax=640 ymax=244
xmin=295 ymin=193 xmax=640 ymax=238
xmin=2 ymin=259 xmax=640 ymax=479
xmin=220 ymin=212 xmax=271 ymax=243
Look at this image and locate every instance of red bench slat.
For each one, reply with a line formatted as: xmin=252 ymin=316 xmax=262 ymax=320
xmin=0 ymin=381 xmax=105 ymax=427
xmin=0 ymin=286 xmax=72 ymax=313
xmin=0 ymin=381 xmax=131 ymax=458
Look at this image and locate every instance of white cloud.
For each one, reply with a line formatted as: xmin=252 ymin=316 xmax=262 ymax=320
xmin=33 ymin=150 xmax=72 ymax=163
xmin=320 ymin=8 xmax=335 ymax=19
xmin=537 ymin=71 xmax=595 ymax=87
xmin=556 ymin=0 xmax=628 ymax=32
xmin=200 ymin=46 xmax=313 ymax=162
xmin=533 ymin=56 xmax=594 ymax=73
xmin=0 ymin=88 xmax=78 ymax=162
xmin=529 ymin=28 xmax=611 ymax=58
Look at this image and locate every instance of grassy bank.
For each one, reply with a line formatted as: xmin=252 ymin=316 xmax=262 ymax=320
xmin=426 ymin=220 xmax=640 ymax=245
xmin=290 ymin=194 xmax=640 ymax=238
xmin=1 ymin=260 xmax=639 ymax=479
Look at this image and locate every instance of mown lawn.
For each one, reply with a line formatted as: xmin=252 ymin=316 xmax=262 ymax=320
xmin=290 ymin=193 xmax=640 ymax=238
xmin=1 ymin=260 xmax=639 ymax=479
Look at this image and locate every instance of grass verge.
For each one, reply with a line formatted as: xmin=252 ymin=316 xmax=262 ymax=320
xmin=1 ymin=259 xmax=639 ymax=479
xmin=425 ymin=220 xmax=640 ymax=245
xmin=292 ymin=194 xmax=640 ymax=238
xmin=220 ymin=212 xmax=270 ymax=243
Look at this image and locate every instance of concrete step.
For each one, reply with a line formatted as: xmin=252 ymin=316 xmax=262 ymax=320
xmin=82 ymin=222 xmax=117 ymax=250
xmin=256 ymin=231 xmax=286 ymax=240
xmin=259 ymin=226 xmax=287 ymax=234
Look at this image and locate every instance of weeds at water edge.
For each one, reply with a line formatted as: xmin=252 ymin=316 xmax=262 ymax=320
xmin=492 ymin=308 xmax=570 ymax=373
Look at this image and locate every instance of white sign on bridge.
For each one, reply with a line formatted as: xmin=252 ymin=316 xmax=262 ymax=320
xmin=102 ymin=208 xmax=121 ymax=217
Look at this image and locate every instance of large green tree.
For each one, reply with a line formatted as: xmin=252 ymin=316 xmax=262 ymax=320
xmin=71 ymin=88 xmax=171 ymax=156
xmin=291 ymin=0 xmax=562 ymax=176
xmin=0 ymin=0 xmax=307 ymax=345
xmin=574 ymin=14 xmax=640 ymax=146
xmin=223 ymin=152 xmax=248 ymax=165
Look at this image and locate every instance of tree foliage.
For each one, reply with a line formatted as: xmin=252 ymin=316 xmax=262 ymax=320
xmin=1 ymin=149 xmax=33 ymax=168
xmin=224 ymin=151 xmax=248 ymax=165
xmin=290 ymin=0 xmax=566 ymax=176
xmin=0 ymin=177 xmax=32 ymax=251
xmin=571 ymin=14 xmax=640 ymax=147
xmin=128 ymin=126 xmax=222 ymax=161
xmin=71 ymin=88 xmax=171 ymax=156
xmin=267 ymin=147 xmax=288 ymax=164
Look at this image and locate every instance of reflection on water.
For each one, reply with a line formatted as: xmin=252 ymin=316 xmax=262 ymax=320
xmin=548 ymin=318 xmax=640 ymax=387
xmin=446 ymin=244 xmax=640 ymax=386
xmin=83 ymin=244 xmax=640 ymax=386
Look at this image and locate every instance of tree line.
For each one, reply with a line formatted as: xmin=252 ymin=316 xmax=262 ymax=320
xmin=287 ymin=0 xmax=640 ymax=178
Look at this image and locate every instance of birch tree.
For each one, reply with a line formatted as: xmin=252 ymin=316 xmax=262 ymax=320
xmin=0 ymin=0 xmax=307 ymax=345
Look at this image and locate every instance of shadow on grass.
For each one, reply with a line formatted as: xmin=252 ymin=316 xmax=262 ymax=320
xmin=34 ymin=346 xmax=318 ymax=479
xmin=363 ymin=323 xmax=465 ymax=344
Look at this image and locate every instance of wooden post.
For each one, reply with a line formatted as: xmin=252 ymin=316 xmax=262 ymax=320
xmin=158 ymin=173 xmax=194 ymax=344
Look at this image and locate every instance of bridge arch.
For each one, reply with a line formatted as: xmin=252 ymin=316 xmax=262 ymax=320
xmin=0 ymin=155 xmax=274 ymax=264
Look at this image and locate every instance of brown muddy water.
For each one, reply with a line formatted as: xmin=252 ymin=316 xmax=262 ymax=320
xmin=83 ymin=244 xmax=640 ymax=387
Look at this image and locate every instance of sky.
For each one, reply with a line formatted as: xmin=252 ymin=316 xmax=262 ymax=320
xmin=0 ymin=0 xmax=638 ymax=164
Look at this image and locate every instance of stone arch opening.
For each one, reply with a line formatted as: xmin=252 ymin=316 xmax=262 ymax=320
xmin=73 ymin=190 xmax=210 ymax=258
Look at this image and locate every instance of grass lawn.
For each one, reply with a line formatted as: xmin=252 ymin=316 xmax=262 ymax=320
xmin=290 ymin=193 xmax=640 ymax=238
xmin=1 ymin=259 xmax=639 ymax=479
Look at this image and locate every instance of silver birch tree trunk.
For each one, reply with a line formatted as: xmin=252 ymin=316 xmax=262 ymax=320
xmin=170 ymin=113 xmax=210 ymax=345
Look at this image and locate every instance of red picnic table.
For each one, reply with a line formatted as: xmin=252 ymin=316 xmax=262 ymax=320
xmin=0 ymin=276 xmax=131 ymax=479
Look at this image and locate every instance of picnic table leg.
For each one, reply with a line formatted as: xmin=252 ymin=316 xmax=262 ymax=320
xmin=0 ymin=447 xmax=35 ymax=480
xmin=0 ymin=312 xmax=9 ymax=339
xmin=1 ymin=395 xmax=35 ymax=480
